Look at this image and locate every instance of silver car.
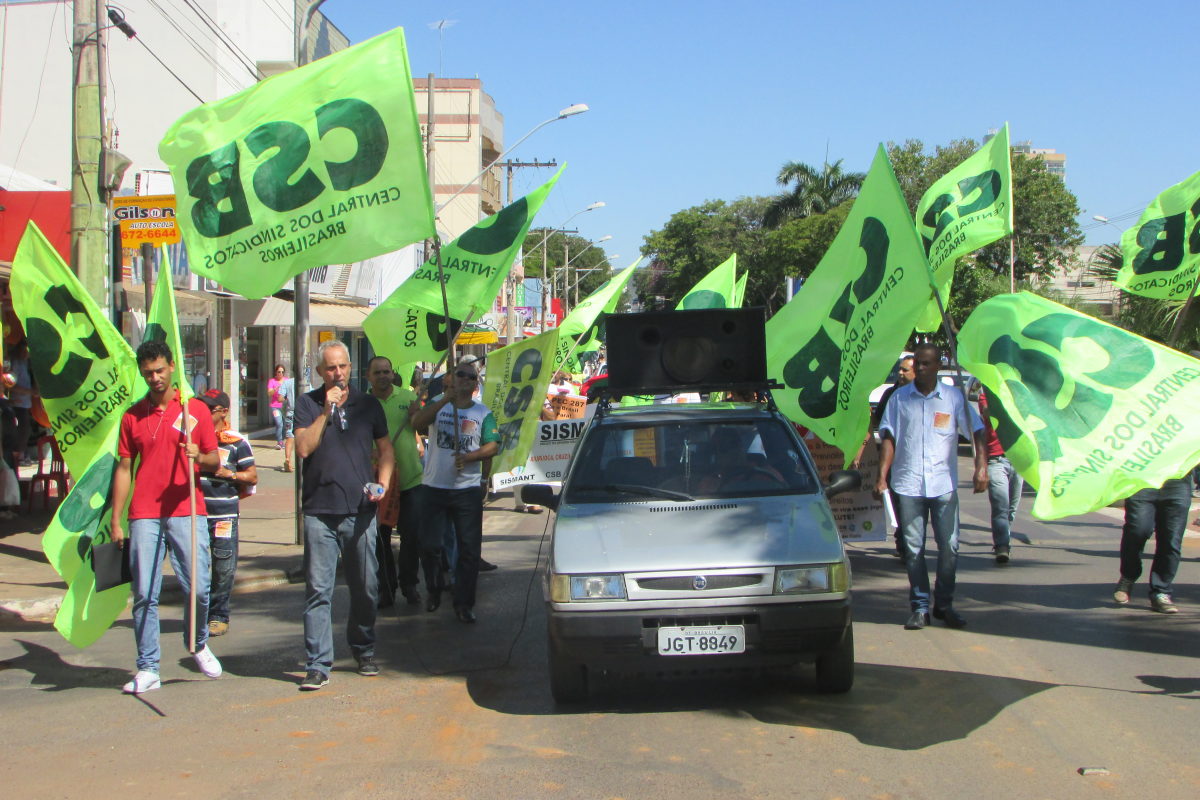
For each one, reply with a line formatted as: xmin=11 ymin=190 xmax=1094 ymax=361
xmin=524 ymin=400 xmax=859 ymax=703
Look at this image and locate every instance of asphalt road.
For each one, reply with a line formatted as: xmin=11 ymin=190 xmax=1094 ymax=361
xmin=1 ymin=488 xmax=1197 ymax=799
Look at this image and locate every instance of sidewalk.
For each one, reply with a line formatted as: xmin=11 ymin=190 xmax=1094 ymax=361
xmin=0 ymin=433 xmax=543 ymax=624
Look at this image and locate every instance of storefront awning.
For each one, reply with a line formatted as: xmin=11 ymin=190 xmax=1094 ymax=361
xmin=249 ymin=296 xmax=370 ymax=329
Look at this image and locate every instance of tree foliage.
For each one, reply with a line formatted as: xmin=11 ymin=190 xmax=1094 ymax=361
xmin=1086 ymin=244 xmax=1199 ymax=352
xmin=763 ymin=159 xmax=864 ymax=228
xmin=521 ymin=229 xmax=613 ymax=304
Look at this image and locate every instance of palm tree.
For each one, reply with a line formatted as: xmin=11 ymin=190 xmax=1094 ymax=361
xmin=763 ymin=159 xmax=865 ymax=228
xmin=1087 ymin=243 xmax=1195 ymax=348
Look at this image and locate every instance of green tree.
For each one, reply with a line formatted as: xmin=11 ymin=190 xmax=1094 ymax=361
xmin=1086 ymin=244 xmax=1198 ymax=351
xmin=763 ymin=159 xmax=864 ymax=228
xmin=522 ymin=229 xmax=613 ymax=307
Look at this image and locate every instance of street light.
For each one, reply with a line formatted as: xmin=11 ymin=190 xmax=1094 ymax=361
xmin=563 ymin=254 xmax=621 ymax=299
xmin=558 ymin=235 xmax=612 ymax=310
xmin=436 ymin=103 xmax=590 ymax=213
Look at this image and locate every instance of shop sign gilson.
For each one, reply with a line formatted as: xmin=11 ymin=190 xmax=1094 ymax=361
xmin=113 ymin=194 xmax=181 ymax=245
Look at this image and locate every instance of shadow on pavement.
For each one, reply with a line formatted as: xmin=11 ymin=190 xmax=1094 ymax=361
xmin=2 ymin=640 xmax=129 ymax=691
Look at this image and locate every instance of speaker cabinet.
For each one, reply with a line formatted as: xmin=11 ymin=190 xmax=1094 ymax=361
xmin=605 ymin=308 xmax=767 ymax=394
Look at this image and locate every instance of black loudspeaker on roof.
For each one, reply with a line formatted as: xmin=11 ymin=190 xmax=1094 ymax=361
xmin=604 ymin=308 xmax=768 ymax=395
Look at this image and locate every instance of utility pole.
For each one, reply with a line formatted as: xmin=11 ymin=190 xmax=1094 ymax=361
xmin=71 ymin=1 xmax=108 ymax=304
xmin=498 ymin=159 xmax=556 ymax=345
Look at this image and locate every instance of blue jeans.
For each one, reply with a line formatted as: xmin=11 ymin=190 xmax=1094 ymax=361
xmin=1120 ymin=476 xmax=1192 ymax=596
xmin=302 ymin=513 xmax=378 ymax=676
xmin=129 ymin=516 xmax=210 ymax=672
xmin=895 ymin=492 xmax=960 ymax=612
xmin=270 ymin=407 xmax=285 ymax=443
xmin=986 ymin=456 xmax=1023 ymax=551
xmin=419 ymin=485 xmax=484 ymax=609
xmin=207 ymin=516 xmax=239 ymax=623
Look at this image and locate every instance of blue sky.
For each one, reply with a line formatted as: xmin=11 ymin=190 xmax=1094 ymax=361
xmin=331 ymin=0 xmax=1197 ymax=270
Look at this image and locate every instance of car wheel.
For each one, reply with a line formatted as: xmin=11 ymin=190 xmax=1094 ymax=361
xmin=815 ymin=625 xmax=854 ymax=693
xmin=548 ymin=647 xmax=588 ymax=704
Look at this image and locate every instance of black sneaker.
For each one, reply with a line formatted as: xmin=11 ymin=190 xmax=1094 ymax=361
xmin=299 ymin=670 xmax=328 ymax=691
xmin=932 ymin=607 xmax=967 ymax=628
xmin=356 ymin=656 xmax=380 ymax=677
xmin=995 ymin=548 xmax=1010 ymax=564
xmin=478 ymin=559 xmax=498 ymax=572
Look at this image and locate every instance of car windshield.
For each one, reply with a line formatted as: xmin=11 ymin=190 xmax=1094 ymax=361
xmin=564 ymin=417 xmax=820 ymax=503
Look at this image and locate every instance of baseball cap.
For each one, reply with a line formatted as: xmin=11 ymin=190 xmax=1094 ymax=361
xmin=201 ymin=389 xmax=230 ymax=409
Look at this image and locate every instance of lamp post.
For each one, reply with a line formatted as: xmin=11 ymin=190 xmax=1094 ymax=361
xmin=563 ymin=254 xmax=621 ymax=301
xmin=557 ymin=235 xmax=612 ymax=312
xmin=529 ymin=201 xmax=605 ymax=329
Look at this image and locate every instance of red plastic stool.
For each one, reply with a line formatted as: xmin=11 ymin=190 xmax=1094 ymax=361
xmin=26 ymin=435 xmax=69 ymax=510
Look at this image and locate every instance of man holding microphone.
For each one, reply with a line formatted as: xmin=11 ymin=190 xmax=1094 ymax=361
xmin=293 ymin=340 xmax=393 ymax=690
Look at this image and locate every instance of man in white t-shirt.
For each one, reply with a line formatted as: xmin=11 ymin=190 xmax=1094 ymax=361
xmin=411 ymin=363 xmax=499 ymax=624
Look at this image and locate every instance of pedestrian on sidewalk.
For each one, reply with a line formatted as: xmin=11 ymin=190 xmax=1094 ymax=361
xmin=267 ymin=364 xmax=286 ymax=450
xmin=197 ymin=390 xmax=257 ymax=637
xmin=876 ymin=343 xmax=987 ymax=631
xmin=110 ymin=340 xmax=223 ymax=694
xmin=411 ymin=362 xmax=499 ymax=624
xmin=978 ymin=388 xmax=1023 ymax=565
xmin=278 ymin=372 xmax=296 ymax=472
xmin=294 ymin=340 xmax=392 ymax=690
xmin=1113 ymin=472 xmax=1194 ymax=614
xmin=367 ymin=356 xmax=424 ymax=608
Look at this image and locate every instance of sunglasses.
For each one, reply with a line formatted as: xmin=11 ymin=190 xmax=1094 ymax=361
xmin=455 ymin=371 xmax=478 ymax=380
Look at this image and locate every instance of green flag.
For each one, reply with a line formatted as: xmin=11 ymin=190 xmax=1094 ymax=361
xmin=914 ymin=123 xmax=1014 ymax=332
xmin=1116 ymin=168 xmax=1200 ymax=301
xmin=365 ymin=168 xmax=563 ymax=367
xmin=553 ymin=258 xmax=641 ymax=373
xmin=158 ymin=27 xmax=434 ymax=299
xmin=676 ymin=253 xmax=736 ymax=310
xmin=732 ymin=272 xmax=748 ymax=307
xmin=10 ymin=222 xmax=142 ymax=647
xmin=481 ymin=329 xmax=560 ymax=473
xmin=767 ymin=145 xmax=931 ymax=465
xmin=958 ymin=292 xmax=1200 ymax=519
xmin=146 ymin=249 xmax=191 ymax=401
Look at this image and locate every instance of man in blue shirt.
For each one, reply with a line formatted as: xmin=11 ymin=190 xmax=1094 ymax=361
xmin=876 ymin=344 xmax=987 ymax=631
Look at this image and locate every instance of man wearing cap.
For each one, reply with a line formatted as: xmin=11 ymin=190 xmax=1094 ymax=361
xmin=197 ymin=390 xmax=257 ymax=637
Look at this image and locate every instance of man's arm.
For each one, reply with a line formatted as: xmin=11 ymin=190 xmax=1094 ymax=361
xmin=971 ymin=429 xmax=988 ymax=493
xmin=410 ymin=393 xmax=451 ymax=433
xmin=293 ymin=415 xmax=327 ymax=459
xmin=454 ymin=440 xmax=498 ymax=472
xmin=875 ymin=434 xmax=895 ymax=497
xmin=373 ymin=436 xmax=394 ymax=498
xmin=110 ymin=456 xmax=133 ymax=547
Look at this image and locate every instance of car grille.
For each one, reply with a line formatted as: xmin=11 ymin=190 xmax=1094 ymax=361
xmin=642 ymin=614 xmax=759 ymax=628
xmin=635 ymin=574 xmax=762 ymax=591
xmin=648 ymin=503 xmax=738 ymax=513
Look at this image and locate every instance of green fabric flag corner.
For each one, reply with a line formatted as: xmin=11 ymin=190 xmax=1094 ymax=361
xmin=1116 ymin=168 xmax=1200 ymax=301
xmin=914 ymin=123 xmax=1014 ymax=332
xmin=481 ymin=329 xmax=561 ymax=474
xmin=677 ymin=253 xmax=736 ymax=310
xmin=365 ymin=166 xmax=563 ymax=367
xmin=158 ymin=26 xmax=434 ymax=299
xmin=146 ymin=249 xmax=192 ymax=401
xmin=766 ymin=145 xmax=931 ymax=465
xmin=732 ymin=272 xmax=748 ymax=308
xmin=10 ymin=222 xmax=142 ymax=647
xmin=958 ymin=291 xmax=1200 ymax=519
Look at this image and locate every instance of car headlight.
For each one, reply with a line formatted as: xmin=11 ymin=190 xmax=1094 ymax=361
xmin=550 ymin=573 xmax=627 ymax=602
xmin=775 ymin=563 xmax=849 ymax=594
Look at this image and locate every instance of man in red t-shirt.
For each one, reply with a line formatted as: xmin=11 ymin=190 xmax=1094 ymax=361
xmin=110 ymin=340 xmax=221 ymax=694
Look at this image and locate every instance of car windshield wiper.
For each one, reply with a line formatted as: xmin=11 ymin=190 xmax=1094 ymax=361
xmin=593 ymin=483 xmax=694 ymax=502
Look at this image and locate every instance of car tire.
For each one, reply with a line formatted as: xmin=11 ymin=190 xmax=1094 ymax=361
xmin=548 ymin=647 xmax=588 ymax=704
xmin=815 ymin=625 xmax=854 ymax=694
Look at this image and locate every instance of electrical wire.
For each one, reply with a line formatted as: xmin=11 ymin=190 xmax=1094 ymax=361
xmin=1 ymin=0 xmax=62 ymax=189
xmin=134 ymin=35 xmax=203 ymax=103
xmin=177 ymin=0 xmax=261 ymax=79
xmin=143 ymin=0 xmax=247 ymax=93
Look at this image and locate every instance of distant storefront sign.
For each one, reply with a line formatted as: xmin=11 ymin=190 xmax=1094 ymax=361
xmin=113 ymin=194 xmax=180 ymax=246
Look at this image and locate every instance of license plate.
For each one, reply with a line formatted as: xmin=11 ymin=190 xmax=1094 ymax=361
xmin=657 ymin=625 xmax=745 ymax=656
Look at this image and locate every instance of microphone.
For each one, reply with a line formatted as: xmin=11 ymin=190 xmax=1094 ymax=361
xmin=329 ymin=382 xmax=348 ymax=430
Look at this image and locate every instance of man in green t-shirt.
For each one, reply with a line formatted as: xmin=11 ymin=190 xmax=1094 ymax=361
xmin=367 ymin=356 xmax=425 ymax=607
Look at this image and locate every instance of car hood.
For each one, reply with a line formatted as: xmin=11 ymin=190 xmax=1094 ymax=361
xmin=550 ymin=494 xmax=845 ymax=574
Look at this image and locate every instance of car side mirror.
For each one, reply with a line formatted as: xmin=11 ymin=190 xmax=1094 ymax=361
xmin=824 ymin=469 xmax=862 ymax=499
xmin=521 ymin=483 xmax=559 ymax=511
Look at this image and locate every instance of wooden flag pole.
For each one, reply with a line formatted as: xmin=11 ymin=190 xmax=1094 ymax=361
xmin=182 ymin=386 xmax=199 ymax=654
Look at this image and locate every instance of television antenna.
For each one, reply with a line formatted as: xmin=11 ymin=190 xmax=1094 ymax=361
xmin=428 ymin=19 xmax=458 ymax=76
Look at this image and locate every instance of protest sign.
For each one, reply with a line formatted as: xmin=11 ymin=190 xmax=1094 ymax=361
xmin=1116 ymin=168 xmax=1200 ymax=300
xmin=914 ymin=124 xmax=1013 ymax=332
xmin=958 ymin=292 xmax=1200 ymax=519
xmin=10 ymin=222 xmax=141 ymax=646
xmin=480 ymin=329 xmax=559 ymax=474
xmin=490 ymin=410 xmax=593 ymax=490
xmin=676 ymin=253 xmax=737 ymax=310
xmin=804 ymin=434 xmax=889 ymax=541
xmin=365 ymin=168 xmax=562 ymax=368
xmin=767 ymin=145 xmax=930 ymax=466
xmin=158 ymin=27 xmax=433 ymax=299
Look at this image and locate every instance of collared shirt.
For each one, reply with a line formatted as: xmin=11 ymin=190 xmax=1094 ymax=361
xmin=199 ymin=429 xmax=255 ymax=519
xmin=879 ymin=381 xmax=982 ymax=498
xmin=118 ymin=394 xmax=219 ymax=519
xmin=372 ymin=386 xmax=423 ymax=491
xmin=294 ymin=385 xmax=388 ymax=515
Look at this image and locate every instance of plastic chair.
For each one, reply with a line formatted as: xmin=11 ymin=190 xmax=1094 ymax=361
xmin=26 ymin=435 xmax=69 ymax=511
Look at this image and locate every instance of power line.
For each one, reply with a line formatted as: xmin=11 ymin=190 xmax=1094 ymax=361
xmin=134 ymin=36 xmax=204 ymax=102
xmin=144 ymin=0 xmax=248 ymax=92
xmin=177 ymin=0 xmax=262 ymax=79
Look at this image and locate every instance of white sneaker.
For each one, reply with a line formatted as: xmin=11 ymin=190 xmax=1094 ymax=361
xmin=122 ymin=670 xmax=161 ymax=694
xmin=192 ymin=645 xmax=223 ymax=678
